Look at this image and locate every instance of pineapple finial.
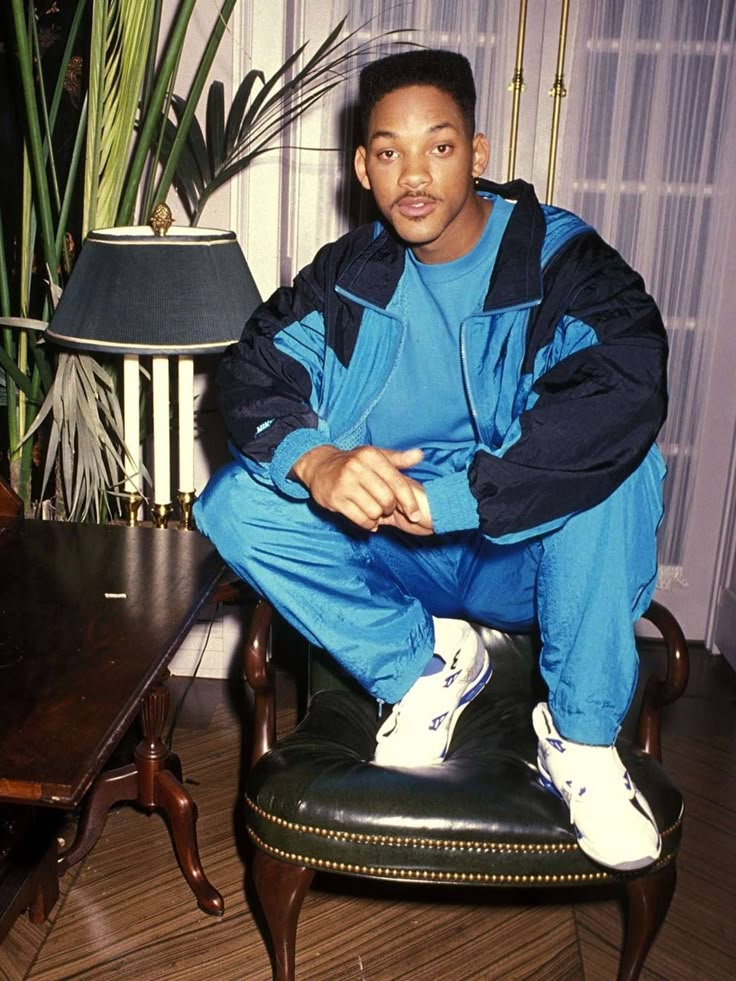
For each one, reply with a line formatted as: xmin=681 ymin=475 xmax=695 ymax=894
xmin=149 ymin=202 xmax=174 ymax=237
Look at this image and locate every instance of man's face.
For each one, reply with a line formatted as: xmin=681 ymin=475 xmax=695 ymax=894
xmin=354 ymin=84 xmax=490 ymax=264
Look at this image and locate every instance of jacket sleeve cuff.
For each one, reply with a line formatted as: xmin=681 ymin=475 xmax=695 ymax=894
xmin=425 ymin=471 xmax=480 ymax=534
xmin=270 ymin=427 xmax=332 ymax=498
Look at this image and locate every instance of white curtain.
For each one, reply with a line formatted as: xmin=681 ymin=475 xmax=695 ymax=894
xmin=555 ymin=0 xmax=736 ymax=586
xmin=268 ymin=0 xmax=736 ymax=588
xmin=277 ymin=0 xmax=520 ymax=279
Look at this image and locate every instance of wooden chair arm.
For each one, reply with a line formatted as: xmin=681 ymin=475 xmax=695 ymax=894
xmin=209 ymin=577 xmax=258 ymax=606
xmin=209 ymin=578 xmax=275 ymax=766
xmin=636 ymin=599 xmax=690 ymax=761
xmin=238 ymin=595 xmax=689 ymax=768
xmin=243 ymin=600 xmax=276 ymax=768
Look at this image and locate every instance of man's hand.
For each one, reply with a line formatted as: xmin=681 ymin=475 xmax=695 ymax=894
xmin=377 ymin=478 xmax=433 ymax=535
xmin=291 ymin=444 xmax=433 ymax=534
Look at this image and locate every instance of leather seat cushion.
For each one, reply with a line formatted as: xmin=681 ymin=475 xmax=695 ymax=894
xmin=246 ymin=636 xmax=683 ymax=885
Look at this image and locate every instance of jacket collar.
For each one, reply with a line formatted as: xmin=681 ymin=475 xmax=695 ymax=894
xmin=335 ymin=178 xmax=546 ymax=312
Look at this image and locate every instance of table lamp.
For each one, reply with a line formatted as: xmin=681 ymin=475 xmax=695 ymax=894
xmin=46 ymin=207 xmax=261 ymax=528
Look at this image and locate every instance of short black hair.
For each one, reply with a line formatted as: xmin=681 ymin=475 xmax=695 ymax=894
xmin=358 ymin=49 xmax=476 ymax=139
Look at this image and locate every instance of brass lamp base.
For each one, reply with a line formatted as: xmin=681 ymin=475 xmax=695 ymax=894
xmin=177 ymin=491 xmax=196 ymax=531
xmin=151 ymin=502 xmax=174 ymax=529
xmin=123 ymin=493 xmax=144 ymax=527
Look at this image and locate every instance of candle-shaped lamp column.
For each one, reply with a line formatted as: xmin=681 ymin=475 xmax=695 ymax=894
xmin=177 ymin=355 xmax=196 ymax=529
xmin=123 ymin=353 xmax=143 ymax=525
xmin=45 ymin=208 xmax=262 ymax=528
xmin=151 ymin=355 xmax=173 ymax=527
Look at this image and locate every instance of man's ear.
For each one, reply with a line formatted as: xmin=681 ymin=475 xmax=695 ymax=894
xmin=354 ymin=145 xmax=371 ymax=190
xmin=472 ymin=133 xmax=491 ymax=180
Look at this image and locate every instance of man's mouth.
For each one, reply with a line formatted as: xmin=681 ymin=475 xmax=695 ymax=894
xmin=395 ymin=195 xmax=438 ymax=218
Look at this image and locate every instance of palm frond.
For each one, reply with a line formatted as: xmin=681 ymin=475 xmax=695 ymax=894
xmin=170 ymin=96 xmax=210 ymax=189
xmin=4 ymin=6 xmax=411 ymax=516
xmin=8 ymin=0 xmax=57 ymax=279
xmin=117 ymin=0 xmax=198 ymax=225
xmin=206 ymin=81 xmax=226 ymax=177
xmin=224 ymin=70 xmax=265 ymax=157
xmin=238 ymin=43 xmax=310 ymax=136
xmin=149 ymin=0 xmax=241 ymax=216
xmin=24 ymin=352 xmax=133 ymax=522
xmin=167 ymin=19 xmax=416 ymax=224
xmin=84 ymin=0 xmax=155 ymax=234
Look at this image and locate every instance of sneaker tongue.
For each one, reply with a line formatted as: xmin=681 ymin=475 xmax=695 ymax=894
xmin=563 ymin=744 xmax=630 ymax=788
xmin=572 ymin=764 xmax=634 ymax=800
xmin=421 ymin=654 xmax=445 ymax=677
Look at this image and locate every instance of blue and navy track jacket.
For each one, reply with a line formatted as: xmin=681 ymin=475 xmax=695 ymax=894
xmin=217 ymin=178 xmax=668 ymax=543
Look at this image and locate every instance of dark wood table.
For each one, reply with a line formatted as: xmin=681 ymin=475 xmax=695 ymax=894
xmin=0 ymin=513 xmax=226 ymax=932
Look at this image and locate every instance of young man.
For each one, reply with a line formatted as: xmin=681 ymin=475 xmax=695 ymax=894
xmin=194 ymin=50 xmax=668 ymax=873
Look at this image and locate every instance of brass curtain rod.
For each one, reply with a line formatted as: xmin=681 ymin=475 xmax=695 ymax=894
xmin=545 ymin=0 xmax=571 ymax=204
xmin=506 ymin=0 xmax=529 ymax=182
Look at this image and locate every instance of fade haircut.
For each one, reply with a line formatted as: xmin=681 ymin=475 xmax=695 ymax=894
xmin=358 ymin=49 xmax=477 ymax=139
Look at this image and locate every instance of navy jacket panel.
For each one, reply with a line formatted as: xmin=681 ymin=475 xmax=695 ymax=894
xmin=469 ymin=229 xmax=668 ymax=538
xmin=215 ymin=222 xmax=378 ymax=464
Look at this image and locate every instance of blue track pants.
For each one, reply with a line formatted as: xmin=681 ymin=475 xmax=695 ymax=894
xmin=194 ymin=449 xmax=665 ymax=744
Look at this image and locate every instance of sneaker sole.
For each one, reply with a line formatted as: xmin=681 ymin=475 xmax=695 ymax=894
xmin=536 ymin=754 xmax=660 ymax=871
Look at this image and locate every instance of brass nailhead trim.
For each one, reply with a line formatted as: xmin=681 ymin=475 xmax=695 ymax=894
xmin=245 ymin=795 xmax=681 ymax=855
xmin=247 ymin=827 xmax=675 ymax=884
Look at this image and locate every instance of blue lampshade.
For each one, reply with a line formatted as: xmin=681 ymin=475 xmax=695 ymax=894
xmin=46 ymin=225 xmax=261 ymax=355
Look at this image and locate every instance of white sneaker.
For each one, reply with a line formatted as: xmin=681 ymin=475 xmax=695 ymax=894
xmin=373 ymin=625 xmax=492 ymax=767
xmin=532 ymin=702 xmax=661 ymax=871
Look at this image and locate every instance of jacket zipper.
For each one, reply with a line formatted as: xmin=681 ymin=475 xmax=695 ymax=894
xmin=461 ymin=312 xmax=507 ymax=449
xmin=459 ymin=224 xmax=592 ymax=449
xmin=459 ymin=317 xmax=484 ymax=445
xmin=333 ymin=285 xmax=407 ymax=446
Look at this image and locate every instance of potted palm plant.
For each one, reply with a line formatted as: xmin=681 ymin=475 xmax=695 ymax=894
xmin=2 ymin=0 xmax=242 ymax=518
xmin=0 ymin=0 xmax=410 ymax=520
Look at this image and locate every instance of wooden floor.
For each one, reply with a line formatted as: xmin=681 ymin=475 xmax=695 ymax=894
xmin=2 ymin=645 xmax=735 ymax=980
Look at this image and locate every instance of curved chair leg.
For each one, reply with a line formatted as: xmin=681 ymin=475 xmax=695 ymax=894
xmin=619 ymin=861 xmax=677 ymax=981
xmin=252 ymin=847 xmax=315 ymax=981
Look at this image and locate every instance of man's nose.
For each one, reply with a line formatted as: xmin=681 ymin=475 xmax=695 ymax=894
xmin=399 ymin=156 xmax=430 ymax=189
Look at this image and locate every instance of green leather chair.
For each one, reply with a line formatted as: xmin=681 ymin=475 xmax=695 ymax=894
xmin=241 ymin=599 xmax=688 ymax=981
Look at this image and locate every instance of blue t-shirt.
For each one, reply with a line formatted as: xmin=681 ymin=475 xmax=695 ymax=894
xmin=366 ymin=195 xmax=513 ymax=480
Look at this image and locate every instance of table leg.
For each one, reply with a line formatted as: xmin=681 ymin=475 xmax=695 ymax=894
xmin=59 ymin=680 xmax=224 ymax=916
xmin=28 ymin=838 xmax=61 ymax=924
xmin=0 ymin=808 xmax=60 ymax=939
xmin=155 ymin=769 xmax=224 ymax=915
xmin=57 ymin=766 xmax=138 ymax=873
xmin=135 ymin=681 xmax=224 ymax=915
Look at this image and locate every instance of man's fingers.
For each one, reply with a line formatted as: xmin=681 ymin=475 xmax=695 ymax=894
xmin=391 ymin=480 xmax=422 ymax=521
xmin=383 ymin=447 xmax=423 ymax=470
xmin=338 ymin=447 xmax=415 ymax=517
xmin=358 ymin=447 xmax=423 ymax=518
xmin=341 ymin=499 xmax=380 ymax=531
xmin=296 ymin=444 xmax=429 ymax=531
xmin=378 ymin=510 xmax=435 ymax=536
xmin=339 ymin=451 xmax=400 ymax=515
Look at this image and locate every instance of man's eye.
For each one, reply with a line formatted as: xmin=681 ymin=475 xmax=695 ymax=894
xmin=378 ymin=149 xmax=396 ymax=160
xmin=435 ymin=144 xmax=452 ymax=155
